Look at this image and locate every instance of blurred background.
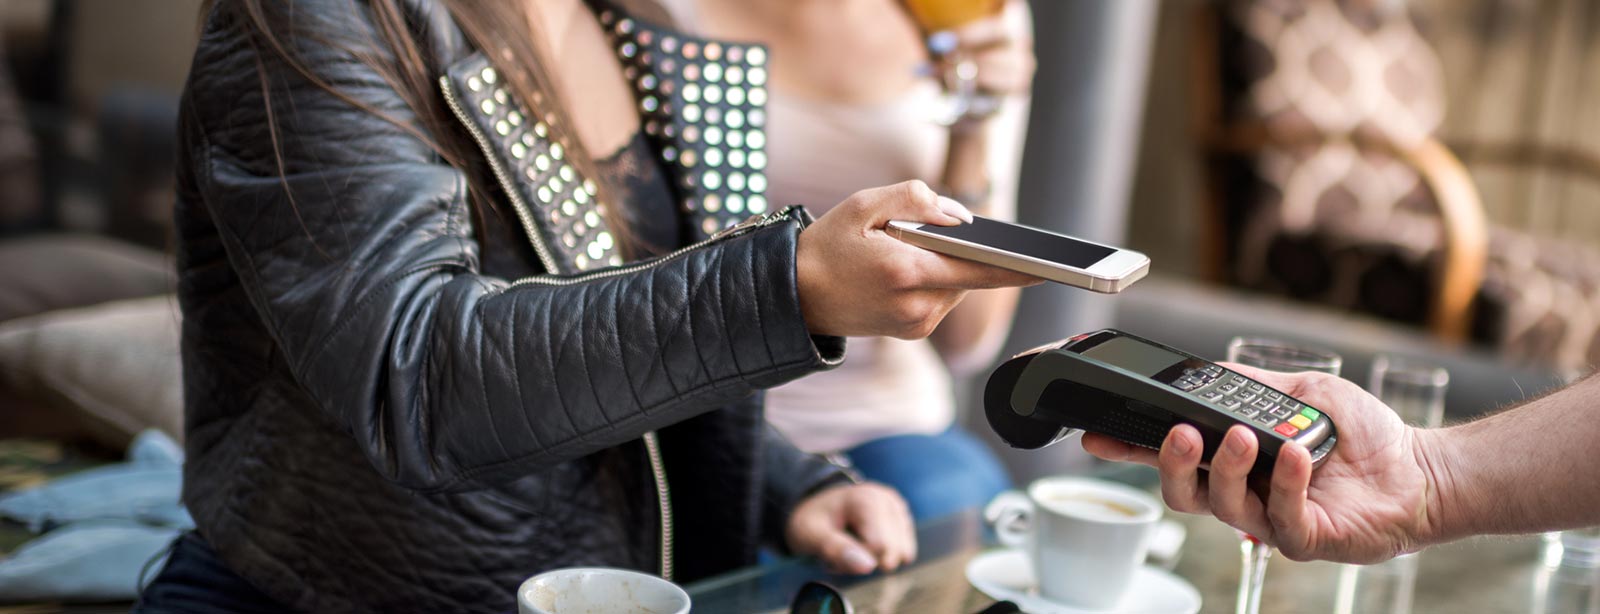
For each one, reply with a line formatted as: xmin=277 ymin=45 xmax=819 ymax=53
xmin=0 ymin=0 xmax=1593 ymax=608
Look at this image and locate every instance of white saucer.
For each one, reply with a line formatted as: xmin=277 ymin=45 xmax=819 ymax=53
xmin=965 ymin=549 xmax=1201 ymax=614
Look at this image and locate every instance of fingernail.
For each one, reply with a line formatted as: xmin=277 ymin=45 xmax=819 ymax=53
xmin=843 ymin=546 xmax=876 ymax=572
xmin=1227 ymin=429 xmax=1250 ymax=455
xmin=1170 ymin=431 xmax=1192 ymax=456
xmin=936 ymin=196 xmax=974 ymax=223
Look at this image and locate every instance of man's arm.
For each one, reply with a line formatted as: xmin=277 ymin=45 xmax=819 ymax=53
xmin=1426 ymin=373 xmax=1600 ymax=544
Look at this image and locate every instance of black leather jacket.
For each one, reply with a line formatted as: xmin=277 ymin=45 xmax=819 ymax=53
xmin=175 ymin=1 xmax=846 ymax=611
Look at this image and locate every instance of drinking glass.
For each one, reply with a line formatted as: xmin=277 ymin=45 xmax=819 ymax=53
xmin=1331 ymin=356 xmax=1447 ymax=614
xmin=1534 ymin=528 xmax=1600 ymax=614
xmin=1225 ymin=337 xmax=1343 ymax=614
xmin=900 ymin=0 xmax=1004 ymax=125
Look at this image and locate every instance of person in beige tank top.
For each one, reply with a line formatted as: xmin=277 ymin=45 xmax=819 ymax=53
xmin=669 ymin=0 xmax=1036 ymax=520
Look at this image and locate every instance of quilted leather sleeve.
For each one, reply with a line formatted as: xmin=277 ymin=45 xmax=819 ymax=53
xmin=181 ymin=1 xmax=843 ymax=493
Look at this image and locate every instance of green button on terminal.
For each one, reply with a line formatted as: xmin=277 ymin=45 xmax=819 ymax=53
xmin=1300 ymin=407 xmax=1322 ymax=420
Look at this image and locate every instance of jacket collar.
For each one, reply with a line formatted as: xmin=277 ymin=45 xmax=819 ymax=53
xmin=439 ymin=4 xmax=772 ymax=274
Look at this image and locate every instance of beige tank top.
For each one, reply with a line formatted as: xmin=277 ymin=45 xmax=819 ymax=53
xmin=661 ymin=0 xmax=1029 ymax=452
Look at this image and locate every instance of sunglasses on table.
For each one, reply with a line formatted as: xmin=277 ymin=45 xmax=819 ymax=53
xmin=789 ymin=581 xmax=1020 ymax=614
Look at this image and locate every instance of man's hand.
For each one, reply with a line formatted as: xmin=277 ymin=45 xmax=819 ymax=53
xmin=1081 ymin=365 xmax=1446 ymax=564
xmin=786 ymin=482 xmax=917 ymax=575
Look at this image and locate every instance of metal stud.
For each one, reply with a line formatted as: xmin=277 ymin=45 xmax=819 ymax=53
xmin=508 ymin=111 xmax=522 ymax=126
xmin=749 ymin=173 xmax=767 ymax=192
xmin=705 ymin=85 xmax=723 ymax=104
xmin=600 ymin=10 xmax=616 ymax=25
xmin=704 ymin=63 xmax=723 ymax=83
xmin=557 ymin=202 xmax=572 ymax=220
xmin=467 ymin=76 xmax=482 ymax=92
xmin=748 ymin=194 xmax=767 ymax=213
xmin=749 ymin=151 xmax=767 ymax=170
xmin=537 ymin=186 xmax=553 ymax=203
xmin=598 ymin=232 xmax=614 ymax=250
xmin=585 ymin=211 xmax=601 ymax=227
xmin=704 ymin=194 xmax=722 ymax=213
xmin=748 ymin=47 xmax=767 ymax=66
xmin=522 ymin=133 xmax=535 ymax=147
xmin=727 ymin=193 xmax=745 ymax=214
xmin=511 ymin=142 xmax=526 ymax=159
xmin=574 ymin=221 xmax=587 ymax=234
xmin=728 ymin=46 xmax=745 ymax=63
xmin=527 ymin=167 xmax=539 ymax=182
xmin=705 ymin=43 xmax=723 ymax=61
xmin=587 ymin=242 xmax=604 ymax=260
xmin=645 ymin=120 xmax=661 ymax=137
xmin=641 ymin=96 xmax=659 ymax=113
xmin=496 ymin=120 xmax=511 ymax=136
xmin=681 ymin=150 xmax=698 ymax=168
xmin=610 ymin=255 xmax=623 ymax=266
xmin=482 ymin=67 xmax=498 ymax=84
xmin=726 ymin=66 xmax=744 ymax=85
xmin=640 ymin=75 xmax=658 ymax=91
xmin=706 ymin=126 xmax=724 ymax=145
xmin=559 ymin=165 xmax=575 ymax=182
xmin=661 ymin=58 xmax=677 ymax=74
xmin=535 ymin=123 xmax=549 ymax=138
xmin=536 ymin=155 xmax=551 ymax=172
xmin=748 ymin=67 xmax=767 ymax=85
xmin=683 ymin=42 xmax=700 ymax=59
xmin=621 ymin=42 xmax=638 ymax=58
xmin=703 ymin=170 xmax=722 ymax=190
xmin=727 ymin=87 xmax=745 ymax=105
xmin=684 ymin=126 xmax=700 ymax=143
xmin=574 ymin=189 xmax=589 ymax=204
xmin=576 ymin=254 xmax=590 ymax=270
xmin=639 ymin=30 xmax=655 ymax=46
xmin=705 ymin=148 xmax=723 ymax=167
xmin=683 ymin=83 xmax=701 ymax=103
xmin=749 ymin=88 xmax=767 ymax=106
xmin=549 ymin=208 xmax=562 ymax=224
xmin=728 ymin=172 xmax=746 ymax=191
xmin=749 ymin=109 xmax=766 ymax=127
xmin=480 ymin=99 xmax=496 ymax=115
xmin=706 ymin=107 xmax=722 ymax=125
xmin=684 ymin=64 xmax=701 ymax=81
xmin=726 ymin=109 xmax=745 ymax=128
xmin=747 ymin=130 xmax=765 ymax=149
xmin=493 ymin=88 xmax=508 ymax=104
xmin=727 ymin=130 xmax=744 ymax=148
xmin=662 ymin=36 xmax=680 ymax=53
xmin=702 ymin=217 xmax=719 ymax=236
xmin=616 ymin=18 xmax=635 ymax=35
xmin=684 ymin=104 xmax=701 ymax=122
xmin=548 ymin=176 xmax=564 ymax=192
xmin=550 ymin=143 xmax=564 ymax=160
xmin=584 ymin=179 xmax=597 ymax=196
xmin=663 ymin=146 xmax=678 ymax=163
xmin=729 ymin=150 xmax=746 ymax=168
xmin=562 ymin=200 xmax=577 ymax=216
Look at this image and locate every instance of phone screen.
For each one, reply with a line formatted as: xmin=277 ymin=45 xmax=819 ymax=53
xmin=914 ymin=216 xmax=1115 ymax=269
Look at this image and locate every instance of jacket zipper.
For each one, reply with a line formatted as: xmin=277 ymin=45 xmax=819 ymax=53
xmin=641 ymin=431 xmax=673 ymax=581
xmin=442 ymin=73 xmax=802 ymax=581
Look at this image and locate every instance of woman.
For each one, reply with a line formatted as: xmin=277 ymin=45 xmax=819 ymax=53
xmin=674 ymin=0 xmax=1035 ymax=520
xmin=136 ymin=0 xmax=1035 ymax=612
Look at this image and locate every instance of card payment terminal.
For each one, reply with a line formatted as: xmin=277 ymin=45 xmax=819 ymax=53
xmin=985 ymin=329 xmax=1337 ymax=477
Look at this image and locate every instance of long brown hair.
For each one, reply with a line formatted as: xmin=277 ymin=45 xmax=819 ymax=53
xmin=204 ymin=0 xmax=655 ymax=258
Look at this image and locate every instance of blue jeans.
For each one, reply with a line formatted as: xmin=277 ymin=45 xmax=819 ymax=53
xmin=134 ymin=532 xmax=287 ymax=613
xmin=844 ymin=427 xmax=1012 ymax=522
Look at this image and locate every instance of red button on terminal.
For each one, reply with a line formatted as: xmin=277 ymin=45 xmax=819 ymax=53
xmin=1273 ymin=423 xmax=1299 ymax=437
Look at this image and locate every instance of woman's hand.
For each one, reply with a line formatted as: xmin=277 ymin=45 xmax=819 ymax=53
xmin=943 ymin=5 xmax=1035 ymax=98
xmin=1081 ymin=365 xmax=1444 ymax=564
xmin=786 ymin=482 xmax=917 ymax=575
xmin=797 ymin=180 xmax=1039 ymax=339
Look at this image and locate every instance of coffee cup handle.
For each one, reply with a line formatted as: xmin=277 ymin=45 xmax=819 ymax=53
xmin=983 ymin=491 xmax=1033 ymax=549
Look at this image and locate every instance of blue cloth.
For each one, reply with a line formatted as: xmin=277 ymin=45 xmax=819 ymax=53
xmin=134 ymin=532 xmax=287 ymax=613
xmin=844 ymin=427 xmax=1012 ymax=522
xmin=0 ymin=430 xmax=192 ymax=603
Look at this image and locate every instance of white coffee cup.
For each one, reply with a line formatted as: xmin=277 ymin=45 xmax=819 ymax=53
xmin=985 ymin=477 xmax=1162 ymax=610
xmin=517 ymin=567 xmax=690 ymax=614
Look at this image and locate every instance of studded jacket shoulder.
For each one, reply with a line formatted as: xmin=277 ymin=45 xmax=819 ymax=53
xmin=173 ymin=0 xmax=846 ymax=611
